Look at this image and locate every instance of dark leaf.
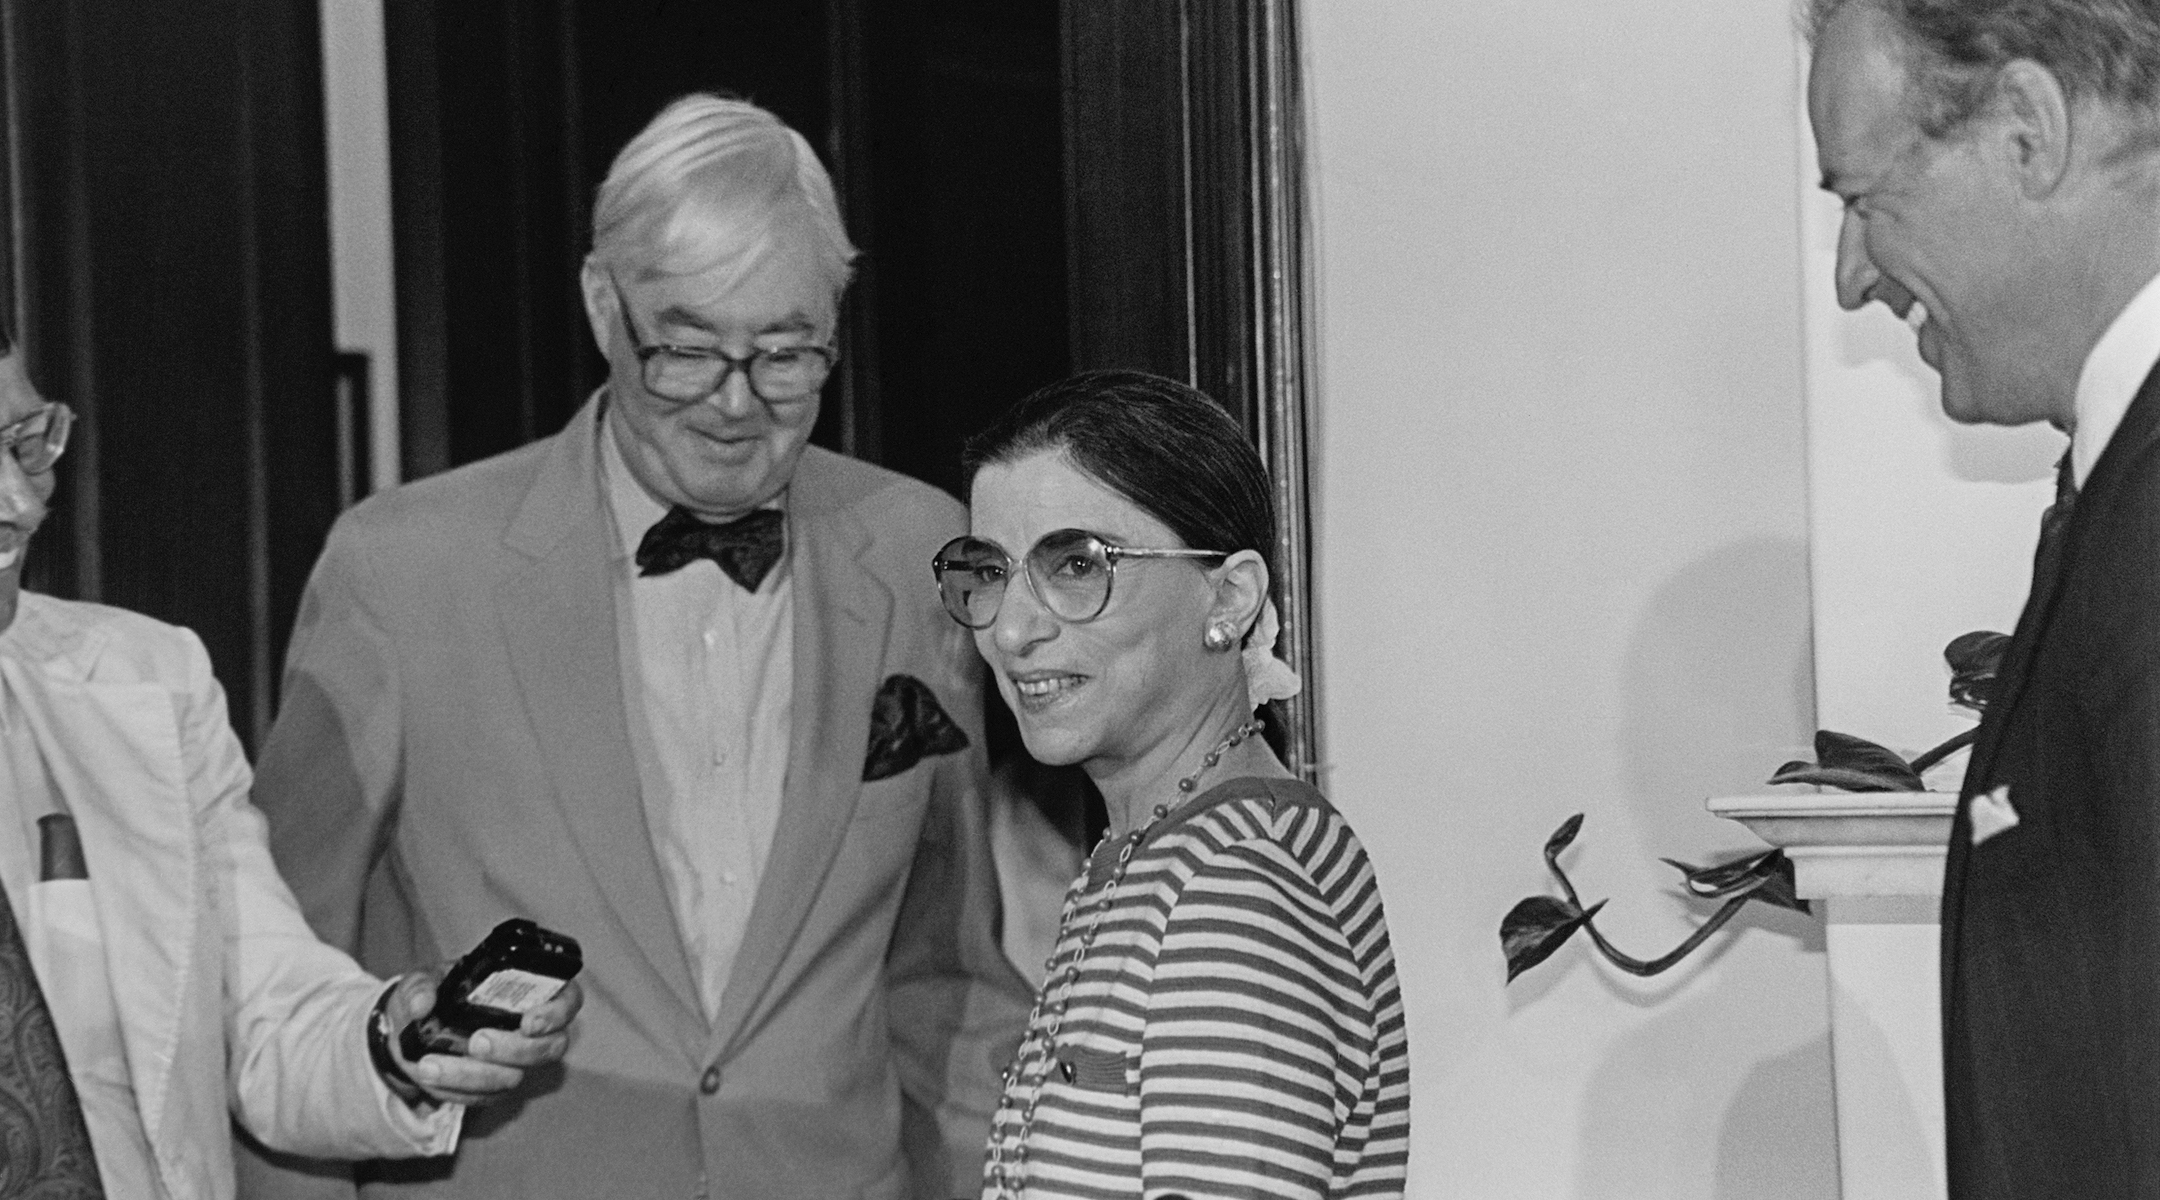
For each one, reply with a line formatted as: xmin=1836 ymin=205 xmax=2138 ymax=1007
xmin=1545 ymin=814 xmax=1586 ymax=857
xmin=1766 ymin=763 xmax=1927 ymax=792
xmin=1746 ymin=852 xmax=1811 ymax=914
xmin=1766 ymin=730 xmax=1925 ymax=791
xmin=1501 ymin=895 xmax=1601 ymax=983
xmin=1664 ymin=850 xmax=1780 ymax=898
xmin=1540 ymin=814 xmax=1590 ymax=911
xmin=1815 ymin=729 xmax=1922 ymax=781
xmin=1665 ymin=849 xmax=1811 ymax=913
xmin=1945 ymin=631 xmax=2012 ymax=713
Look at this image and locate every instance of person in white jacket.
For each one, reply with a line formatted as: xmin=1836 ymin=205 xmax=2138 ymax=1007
xmin=0 ymin=341 xmax=582 ymax=1199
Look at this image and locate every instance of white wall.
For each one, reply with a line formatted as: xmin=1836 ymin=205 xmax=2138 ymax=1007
xmin=1305 ymin=4 xmax=1836 ymax=1196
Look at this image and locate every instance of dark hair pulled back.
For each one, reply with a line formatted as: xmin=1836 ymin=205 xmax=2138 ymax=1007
xmin=963 ymin=370 xmax=1278 ymax=617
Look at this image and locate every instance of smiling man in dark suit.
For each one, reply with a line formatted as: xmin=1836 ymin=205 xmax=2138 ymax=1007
xmin=1807 ymin=1 xmax=2160 ymax=1195
xmin=240 ymin=94 xmax=1031 ymax=1200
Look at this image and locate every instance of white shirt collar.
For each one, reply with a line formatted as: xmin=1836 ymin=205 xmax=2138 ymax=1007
xmin=2071 ymin=269 xmax=2160 ymax=487
xmin=596 ymin=408 xmax=788 ymax=563
xmin=599 ymin=417 xmax=669 ymax=562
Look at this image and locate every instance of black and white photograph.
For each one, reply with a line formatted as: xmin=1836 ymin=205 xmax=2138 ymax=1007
xmin=2 ymin=2 xmax=2156 ymax=1198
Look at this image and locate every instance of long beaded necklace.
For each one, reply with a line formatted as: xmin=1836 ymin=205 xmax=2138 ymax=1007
xmin=983 ymin=718 xmax=1267 ymax=1199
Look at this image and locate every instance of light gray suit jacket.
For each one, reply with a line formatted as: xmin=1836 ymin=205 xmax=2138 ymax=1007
xmin=239 ymin=399 xmax=1030 ymax=1199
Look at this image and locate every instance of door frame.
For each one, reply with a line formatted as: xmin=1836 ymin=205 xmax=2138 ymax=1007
xmin=1062 ymin=0 xmax=1323 ymax=779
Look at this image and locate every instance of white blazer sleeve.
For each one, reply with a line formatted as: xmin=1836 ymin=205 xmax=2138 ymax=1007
xmin=179 ymin=627 xmax=464 ymax=1158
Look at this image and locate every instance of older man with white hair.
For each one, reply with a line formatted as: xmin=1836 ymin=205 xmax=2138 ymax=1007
xmin=241 ymin=96 xmax=1030 ymax=1200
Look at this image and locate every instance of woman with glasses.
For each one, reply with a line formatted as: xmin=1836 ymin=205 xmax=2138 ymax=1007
xmin=937 ymin=370 xmax=1409 ymax=1200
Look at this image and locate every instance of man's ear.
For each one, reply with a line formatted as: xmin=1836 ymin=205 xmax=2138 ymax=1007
xmin=1207 ymin=550 xmax=1270 ymax=644
xmin=1989 ymin=58 xmax=2075 ymax=199
xmin=578 ymin=257 xmax=617 ymax=352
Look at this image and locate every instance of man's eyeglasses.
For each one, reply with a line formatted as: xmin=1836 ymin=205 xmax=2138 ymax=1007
xmin=932 ymin=528 xmax=1227 ymax=629
xmin=0 ymin=402 xmax=73 ymax=475
xmin=610 ymin=276 xmax=836 ymax=408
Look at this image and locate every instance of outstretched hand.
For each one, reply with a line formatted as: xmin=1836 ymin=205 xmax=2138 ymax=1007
xmin=378 ymin=968 xmax=582 ymax=1107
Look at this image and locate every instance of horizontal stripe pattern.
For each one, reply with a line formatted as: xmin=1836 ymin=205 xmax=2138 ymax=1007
xmin=983 ymin=778 xmax=1409 ymax=1200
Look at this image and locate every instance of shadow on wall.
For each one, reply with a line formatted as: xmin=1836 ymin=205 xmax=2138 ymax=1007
xmin=1710 ymin=1032 xmax=1845 ymax=1200
xmin=1572 ymin=535 xmax=1839 ymax=1199
xmin=1618 ymin=536 xmax=1816 ymax=856
xmin=1575 ymin=991 xmax=1840 ymax=1200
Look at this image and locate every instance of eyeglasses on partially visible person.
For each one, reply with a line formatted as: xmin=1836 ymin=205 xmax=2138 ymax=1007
xmin=932 ymin=527 xmax=1226 ymax=629
xmin=0 ymin=341 xmax=578 ymax=1199
xmin=0 ymin=400 xmax=73 ymax=475
xmin=608 ymin=273 xmax=835 ymax=410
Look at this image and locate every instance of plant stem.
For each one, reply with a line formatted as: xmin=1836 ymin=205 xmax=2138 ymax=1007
xmin=1545 ymin=837 xmax=1584 ymax=911
xmin=1544 ymin=841 xmax=1761 ymax=976
xmin=1578 ymin=892 xmax=1754 ymax=976
xmin=1908 ymin=727 xmax=1977 ymax=777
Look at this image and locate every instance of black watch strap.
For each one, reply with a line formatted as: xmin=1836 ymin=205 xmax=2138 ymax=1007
xmin=367 ymin=982 xmax=429 ymax=1105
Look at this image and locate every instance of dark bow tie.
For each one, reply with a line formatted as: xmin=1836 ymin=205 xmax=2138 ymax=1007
xmin=636 ymin=506 xmax=786 ymax=591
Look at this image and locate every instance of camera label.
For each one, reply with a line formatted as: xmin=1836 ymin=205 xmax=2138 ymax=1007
xmin=467 ymin=968 xmax=568 ymax=1013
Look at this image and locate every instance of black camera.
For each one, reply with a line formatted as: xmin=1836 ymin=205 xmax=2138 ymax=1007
xmin=400 ymin=918 xmax=584 ymax=1061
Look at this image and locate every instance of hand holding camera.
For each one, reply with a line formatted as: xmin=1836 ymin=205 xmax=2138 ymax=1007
xmin=370 ymin=919 xmax=586 ymax=1107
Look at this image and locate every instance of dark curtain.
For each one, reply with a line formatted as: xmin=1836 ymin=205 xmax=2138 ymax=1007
xmin=6 ymin=0 xmax=340 ymax=751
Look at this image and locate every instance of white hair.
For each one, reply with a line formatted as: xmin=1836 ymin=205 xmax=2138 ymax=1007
xmin=590 ymin=94 xmax=857 ymax=296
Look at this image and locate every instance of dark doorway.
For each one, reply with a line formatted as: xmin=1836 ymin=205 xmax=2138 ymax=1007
xmin=384 ymin=0 xmax=1071 ymax=503
xmin=6 ymin=0 xmax=341 ymax=750
xmin=4 ymin=0 xmax=1320 ymax=915
xmin=3 ymin=0 xmax=1317 ymax=781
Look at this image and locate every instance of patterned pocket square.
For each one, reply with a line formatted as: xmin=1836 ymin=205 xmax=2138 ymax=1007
xmin=863 ymin=674 xmax=969 ymax=782
xmin=1970 ymin=785 xmax=2020 ymax=846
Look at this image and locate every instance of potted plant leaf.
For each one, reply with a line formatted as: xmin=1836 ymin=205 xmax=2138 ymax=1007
xmin=1500 ymin=630 xmax=2010 ymax=983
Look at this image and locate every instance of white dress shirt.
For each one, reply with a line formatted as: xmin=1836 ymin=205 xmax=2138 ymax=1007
xmin=600 ymin=423 xmax=794 ymax=1023
xmin=2072 ymin=270 xmax=2160 ymax=487
xmin=0 ymin=619 xmax=168 ymax=1199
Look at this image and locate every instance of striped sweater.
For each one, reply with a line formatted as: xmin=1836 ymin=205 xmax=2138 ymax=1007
xmin=982 ymin=775 xmax=1410 ymax=1200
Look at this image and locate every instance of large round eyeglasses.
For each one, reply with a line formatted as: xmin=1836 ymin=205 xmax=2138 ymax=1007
xmin=0 ymin=401 xmax=74 ymax=475
xmin=932 ymin=528 xmax=1227 ymax=629
xmin=610 ymin=276 xmax=836 ymax=407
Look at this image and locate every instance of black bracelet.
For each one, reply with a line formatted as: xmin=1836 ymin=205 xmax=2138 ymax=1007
xmin=367 ymin=983 xmax=429 ymax=1104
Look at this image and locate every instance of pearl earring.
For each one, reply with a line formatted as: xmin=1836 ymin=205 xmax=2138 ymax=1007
xmin=1203 ymin=624 xmax=1236 ymax=652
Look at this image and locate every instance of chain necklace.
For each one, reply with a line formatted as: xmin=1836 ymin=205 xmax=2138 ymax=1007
xmin=984 ymin=718 xmax=1266 ymax=1199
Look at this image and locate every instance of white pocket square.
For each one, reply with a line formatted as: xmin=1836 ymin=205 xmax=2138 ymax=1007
xmin=1970 ymin=785 xmax=2020 ymax=846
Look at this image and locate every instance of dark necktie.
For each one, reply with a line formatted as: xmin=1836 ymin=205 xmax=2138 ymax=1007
xmin=0 ymin=869 xmax=105 ymax=1197
xmin=2032 ymin=452 xmax=2079 ymax=592
xmin=635 ymin=506 xmax=786 ymax=591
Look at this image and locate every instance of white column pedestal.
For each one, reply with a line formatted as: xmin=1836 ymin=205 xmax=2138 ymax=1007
xmin=1709 ymin=792 xmax=1956 ymax=1200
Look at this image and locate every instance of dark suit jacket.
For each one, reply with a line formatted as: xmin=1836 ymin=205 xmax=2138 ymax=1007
xmin=238 ymin=398 xmax=1031 ymax=1200
xmin=1944 ymin=361 xmax=2160 ymax=1197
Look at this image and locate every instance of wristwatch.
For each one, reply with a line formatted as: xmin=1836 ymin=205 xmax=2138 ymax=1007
xmin=367 ymin=981 xmax=432 ymax=1107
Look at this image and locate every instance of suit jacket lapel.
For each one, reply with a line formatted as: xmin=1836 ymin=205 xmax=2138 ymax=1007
xmin=496 ymin=400 xmax=702 ymax=1023
xmin=1948 ymin=363 xmax=2160 ymax=1023
xmin=0 ymin=605 xmax=196 ymax=1186
xmin=710 ymin=451 xmax=892 ymax=1056
xmin=1968 ymin=363 xmax=2160 ymax=791
xmin=1962 ymin=538 xmax=2068 ymax=796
